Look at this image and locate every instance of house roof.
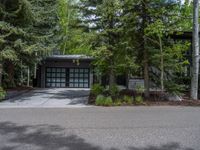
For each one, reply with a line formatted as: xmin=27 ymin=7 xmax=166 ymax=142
xmin=45 ymin=55 xmax=94 ymax=61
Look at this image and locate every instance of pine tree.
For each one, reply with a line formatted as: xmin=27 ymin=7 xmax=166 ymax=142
xmin=79 ymin=0 xmax=138 ymax=88
xmin=0 ymin=0 xmax=58 ymax=88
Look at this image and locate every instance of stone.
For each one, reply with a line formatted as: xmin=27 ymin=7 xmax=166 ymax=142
xmin=165 ymin=93 xmax=182 ymax=101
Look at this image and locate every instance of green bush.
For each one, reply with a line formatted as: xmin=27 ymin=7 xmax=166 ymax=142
xmin=91 ymin=84 xmax=104 ymax=95
xmin=95 ymin=95 xmax=105 ymax=106
xmin=135 ymin=96 xmax=143 ymax=104
xmin=95 ymin=95 xmax=113 ymax=106
xmin=164 ymin=81 xmax=185 ymax=95
xmin=114 ymin=99 xmax=122 ymax=106
xmin=123 ymin=95 xmax=133 ymax=105
xmin=109 ymin=84 xmax=119 ymax=96
xmin=0 ymin=87 xmax=6 ymax=101
xmin=135 ymin=85 xmax=145 ymax=95
xmin=104 ymin=96 xmax=113 ymax=106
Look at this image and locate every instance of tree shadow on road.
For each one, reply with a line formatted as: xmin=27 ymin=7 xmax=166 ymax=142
xmin=128 ymin=142 xmax=194 ymax=150
xmin=0 ymin=122 xmax=195 ymax=150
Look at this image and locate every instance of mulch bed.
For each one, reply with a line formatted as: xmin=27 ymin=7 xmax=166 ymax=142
xmin=4 ymin=86 xmax=33 ymax=100
xmin=144 ymin=100 xmax=200 ymax=106
xmin=6 ymin=86 xmax=33 ymax=91
xmin=89 ymin=89 xmax=200 ymax=106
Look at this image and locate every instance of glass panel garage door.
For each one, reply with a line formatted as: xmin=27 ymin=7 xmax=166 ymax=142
xmin=45 ymin=67 xmax=89 ymax=88
xmin=69 ymin=68 xmax=89 ymax=88
xmin=46 ymin=68 xmax=67 ymax=88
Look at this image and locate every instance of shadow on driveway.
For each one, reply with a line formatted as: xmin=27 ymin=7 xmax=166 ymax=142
xmin=1 ymin=88 xmax=90 ymax=107
xmin=0 ymin=122 xmax=194 ymax=150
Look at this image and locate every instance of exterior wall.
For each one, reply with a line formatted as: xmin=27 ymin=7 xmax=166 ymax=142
xmin=39 ymin=59 xmax=93 ymax=88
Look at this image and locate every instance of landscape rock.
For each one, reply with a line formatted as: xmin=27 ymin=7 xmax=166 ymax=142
xmin=165 ymin=93 xmax=182 ymax=101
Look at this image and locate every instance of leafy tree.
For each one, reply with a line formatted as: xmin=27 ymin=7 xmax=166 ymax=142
xmin=58 ymin=0 xmax=93 ymax=55
xmin=143 ymin=1 xmax=190 ymax=95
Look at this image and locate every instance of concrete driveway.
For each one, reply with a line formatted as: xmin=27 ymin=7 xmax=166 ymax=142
xmin=0 ymin=88 xmax=90 ymax=108
xmin=0 ymin=106 xmax=200 ymax=150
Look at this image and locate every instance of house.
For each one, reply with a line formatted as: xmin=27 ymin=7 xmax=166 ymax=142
xmin=35 ymin=54 xmax=129 ymax=89
xmin=36 ymin=55 xmax=94 ymax=88
xmin=35 ymin=32 xmax=193 ymax=90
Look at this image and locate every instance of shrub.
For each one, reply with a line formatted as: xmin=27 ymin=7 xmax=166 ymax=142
xmin=114 ymin=99 xmax=122 ymax=106
xmin=104 ymin=96 xmax=113 ymax=106
xmin=109 ymin=84 xmax=119 ymax=96
xmin=95 ymin=95 xmax=105 ymax=106
xmin=91 ymin=84 xmax=104 ymax=96
xmin=123 ymin=95 xmax=133 ymax=105
xmin=0 ymin=87 xmax=6 ymax=101
xmin=95 ymin=95 xmax=113 ymax=106
xmin=135 ymin=96 xmax=143 ymax=104
xmin=135 ymin=85 xmax=145 ymax=95
xmin=164 ymin=81 xmax=185 ymax=95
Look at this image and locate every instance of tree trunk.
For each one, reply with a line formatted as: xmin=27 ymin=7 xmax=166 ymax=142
xmin=0 ymin=63 xmax=2 ymax=87
xmin=27 ymin=67 xmax=30 ymax=87
xmin=159 ymin=36 xmax=164 ymax=92
xmin=7 ymin=62 xmax=15 ymax=88
xmin=191 ymin=0 xmax=199 ymax=100
xmin=109 ymin=68 xmax=115 ymax=89
xmin=144 ymin=41 xmax=150 ymax=98
xmin=142 ymin=0 xmax=150 ymax=98
xmin=126 ymin=71 xmax=129 ymax=89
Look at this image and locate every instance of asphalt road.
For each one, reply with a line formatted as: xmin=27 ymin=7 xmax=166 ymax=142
xmin=0 ymin=106 xmax=200 ymax=150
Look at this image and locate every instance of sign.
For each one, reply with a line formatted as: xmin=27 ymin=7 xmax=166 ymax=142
xmin=128 ymin=78 xmax=144 ymax=90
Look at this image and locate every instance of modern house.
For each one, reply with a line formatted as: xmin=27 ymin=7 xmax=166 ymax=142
xmin=35 ymin=32 xmax=195 ymax=90
xmin=36 ymin=55 xmax=94 ymax=88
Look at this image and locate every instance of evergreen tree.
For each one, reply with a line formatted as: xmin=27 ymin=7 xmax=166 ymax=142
xmin=0 ymin=0 xmax=58 ymax=88
xmin=79 ymin=0 xmax=138 ymax=88
xmin=144 ymin=0 xmax=191 ymax=95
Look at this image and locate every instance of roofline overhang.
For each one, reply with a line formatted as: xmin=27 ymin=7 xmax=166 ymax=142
xmin=44 ymin=55 xmax=94 ymax=61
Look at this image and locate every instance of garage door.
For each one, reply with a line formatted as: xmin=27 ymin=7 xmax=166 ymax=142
xmin=45 ymin=67 xmax=90 ymax=88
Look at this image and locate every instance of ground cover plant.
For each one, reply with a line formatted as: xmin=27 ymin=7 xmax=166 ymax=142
xmin=0 ymin=87 xmax=6 ymax=101
xmin=91 ymin=84 xmax=146 ymax=106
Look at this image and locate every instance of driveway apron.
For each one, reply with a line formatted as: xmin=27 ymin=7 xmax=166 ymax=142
xmin=0 ymin=88 xmax=90 ymax=108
